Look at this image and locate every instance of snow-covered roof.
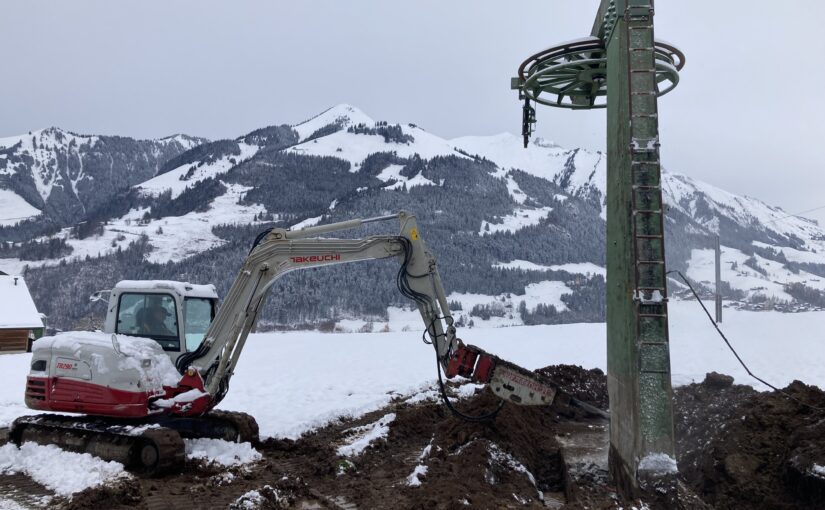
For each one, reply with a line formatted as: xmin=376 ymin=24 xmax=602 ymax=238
xmin=0 ymin=276 xmax=44 ymax=329
xmin=114 ymin=280 xmax=219 ymax=299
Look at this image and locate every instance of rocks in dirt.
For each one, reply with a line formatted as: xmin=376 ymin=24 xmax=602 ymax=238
xmin=702 ymin=371 xmax=734 ymax=389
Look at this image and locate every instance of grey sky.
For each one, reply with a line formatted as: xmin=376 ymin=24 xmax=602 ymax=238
xmin=2 ymin=1 xmax=823 ymax=224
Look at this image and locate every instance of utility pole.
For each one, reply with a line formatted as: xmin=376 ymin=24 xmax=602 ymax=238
xmin=511 ymin=0 xmax=685 ymax=500
xmin=715 ymin=234 xmax=722 ymax=322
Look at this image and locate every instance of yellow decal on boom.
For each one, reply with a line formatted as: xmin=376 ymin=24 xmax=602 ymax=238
xmin=410 ymin=228 xmax=419 ymax=240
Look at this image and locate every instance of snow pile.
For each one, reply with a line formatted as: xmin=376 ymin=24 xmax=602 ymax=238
xmin=406 ymin=440 xmax=433 ymax=487
xmin=337 ymin=413 xmax=396 ymax=457
xmin=232 ymin=489 xmax=263 ymax=509
xmin=34 ymin=331 xmax=181 ymax=390
xmin=406 ymin=464 xmax=428 ymax=487
xmin=637 ymin=453 xmax=678 ymax=474
xmin=811 ymin=464 xmax=825 ymax=478
xmin=153 ymin=388 xmax=208 ymax=409
xmin=0 ymin=442 xmax=127 ymax=497
xmin=184 ymin=438 xmax=261 ymax=467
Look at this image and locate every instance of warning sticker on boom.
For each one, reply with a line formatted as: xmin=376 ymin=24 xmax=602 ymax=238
xmin=410 ymin=228 xmax=419 ymax=240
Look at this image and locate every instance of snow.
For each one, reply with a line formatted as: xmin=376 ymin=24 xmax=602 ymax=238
xmin=114 ymin=280 xmax=218 ymax=299
xmin=233 ymin=489 xmax=263 ymax=509
xmin=0 ymin=189 xmax=40 ymax=226
xmin=0 ymin=276 xmax=43 ymax=329
xmin=291 ymin=104 xmax=375 ymax=142
xmin=290 ymin=215 xmax=324 ymax=230
xmin=406 ymin=464 xmax=428 ymax=487
xmin=0 ymin=183 xmax=267 ymax=272
xmin=287 ymin=123 xmax=467 ymax=167
xmin=812 ymin=464 xmax=825 ymax=477
xmin=664 ymin=171 xmax=825 ymax=252
xmin=183 ymin=438 xmax=261 ymax=467
xmin=33 ymin=331 xmax=182 ymax=389
xmin=376 ymin=164 xmax=437 ymax=190
xmin=153 ymin=388 xmax=208 ymax=409
xmin=494 ymin=260 xmax=606 ymax=277
xmin=451 ymin=133 xmax=569 ymax=179
xmin=137 ymin=143 xmax=258 ymax=199
xmin=637 ymin=453 xmax=678 ymax=474
xmin=687 ymin=246 xmax=825 ymax=302
xmin=480 ymin=207 xmax=552 ymax=235
xmin=450 ymin=134 xmax=605 ymax=201
xmin=336 ymin=413 xmax=396 ymax=457
xmin=0 ymin=442 xmax=127 ymax=497
xmin=487 ymin=442 xmax=542 ymax=501
xmin=448 ymin=280 xmax=574 ymax=326
xmin=753 ymin=241 xmax=825 ymax=266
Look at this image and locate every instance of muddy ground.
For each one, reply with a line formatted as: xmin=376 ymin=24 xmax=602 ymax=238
xmin=4 ymin=365 xmax=825 ymax=509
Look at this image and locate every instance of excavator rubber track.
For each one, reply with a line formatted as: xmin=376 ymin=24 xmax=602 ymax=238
xmin=10 ymin=414 xmax=185 ymax=476
xmin=154 ymin=409 xmax=260 ymax=444
xmin=9 ymin=410 xmax=260 ymax=476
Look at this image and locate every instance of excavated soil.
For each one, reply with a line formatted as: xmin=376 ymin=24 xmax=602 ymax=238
xmin=19 ymin=366 xmax=825 ymax=509
xmin=674 ymin=375 xmax=825 ymax=510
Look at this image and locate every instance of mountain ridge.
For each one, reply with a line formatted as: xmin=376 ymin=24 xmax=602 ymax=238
xmin=2 ymin=104 xmax=823 ymax=329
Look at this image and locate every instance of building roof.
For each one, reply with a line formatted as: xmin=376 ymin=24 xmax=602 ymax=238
xmin=0 ymin=275 xmax=44 ymax=329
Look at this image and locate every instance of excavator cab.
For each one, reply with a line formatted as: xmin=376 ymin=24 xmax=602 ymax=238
xmin=104 ymin=280 xmax=218 ymax=361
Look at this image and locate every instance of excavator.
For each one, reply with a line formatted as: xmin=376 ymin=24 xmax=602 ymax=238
xmin=12 ymin=211 xmax=601 ymax=474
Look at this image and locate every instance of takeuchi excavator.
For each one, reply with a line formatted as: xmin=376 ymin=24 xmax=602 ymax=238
xmin=13 ymin=211 xmax=599 ymax=474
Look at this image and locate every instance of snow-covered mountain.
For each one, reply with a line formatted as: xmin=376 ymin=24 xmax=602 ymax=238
xmin=1 ymin=104 xmax=822 ymax=329
xmin=0 ymin=127 xmax=204 ymax=229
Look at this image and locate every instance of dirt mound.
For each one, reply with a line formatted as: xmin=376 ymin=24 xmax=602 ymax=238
xmin=675 ymin=375 xmax=825 ymax=509
xmin=536 ymin=364 xmax=609 ymax=411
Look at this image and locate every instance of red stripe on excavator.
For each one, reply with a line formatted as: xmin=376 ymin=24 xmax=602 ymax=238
xmin=25 ymin=376 xmax=152 ymax=418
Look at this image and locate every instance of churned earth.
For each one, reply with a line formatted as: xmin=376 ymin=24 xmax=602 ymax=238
xmin=1 ymin=366 xmax=824 ymax=509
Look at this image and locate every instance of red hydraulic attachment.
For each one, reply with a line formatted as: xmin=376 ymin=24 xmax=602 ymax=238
xmin=446 ymin=344 xmax=496 ymax=383
xmin=446 ymin=343 xmax=557 ymax=406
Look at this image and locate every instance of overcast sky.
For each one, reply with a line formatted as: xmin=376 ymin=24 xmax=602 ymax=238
xmin=2 ymin=1 xmax=823 ymax=224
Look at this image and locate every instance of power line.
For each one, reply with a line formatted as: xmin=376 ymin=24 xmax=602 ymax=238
xmin=668 ymin=270 xmax=823 ymax=411
xmin=765 ymin=204 xmax=825 ymax=225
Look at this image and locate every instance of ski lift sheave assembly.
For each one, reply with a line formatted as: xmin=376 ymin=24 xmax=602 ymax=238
xmin=512 ymin=36 xmax=684 ymax=147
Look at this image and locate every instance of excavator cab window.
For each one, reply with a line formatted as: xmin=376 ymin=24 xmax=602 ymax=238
xmin=183 ymin=298 xmax=215 ymax=352
xmin=116 ymin=293 xmax=180 ymax=351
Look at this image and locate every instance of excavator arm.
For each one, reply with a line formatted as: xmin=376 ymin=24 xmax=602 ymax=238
xmin=177 ymin=211 xmax=576 ymax=417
